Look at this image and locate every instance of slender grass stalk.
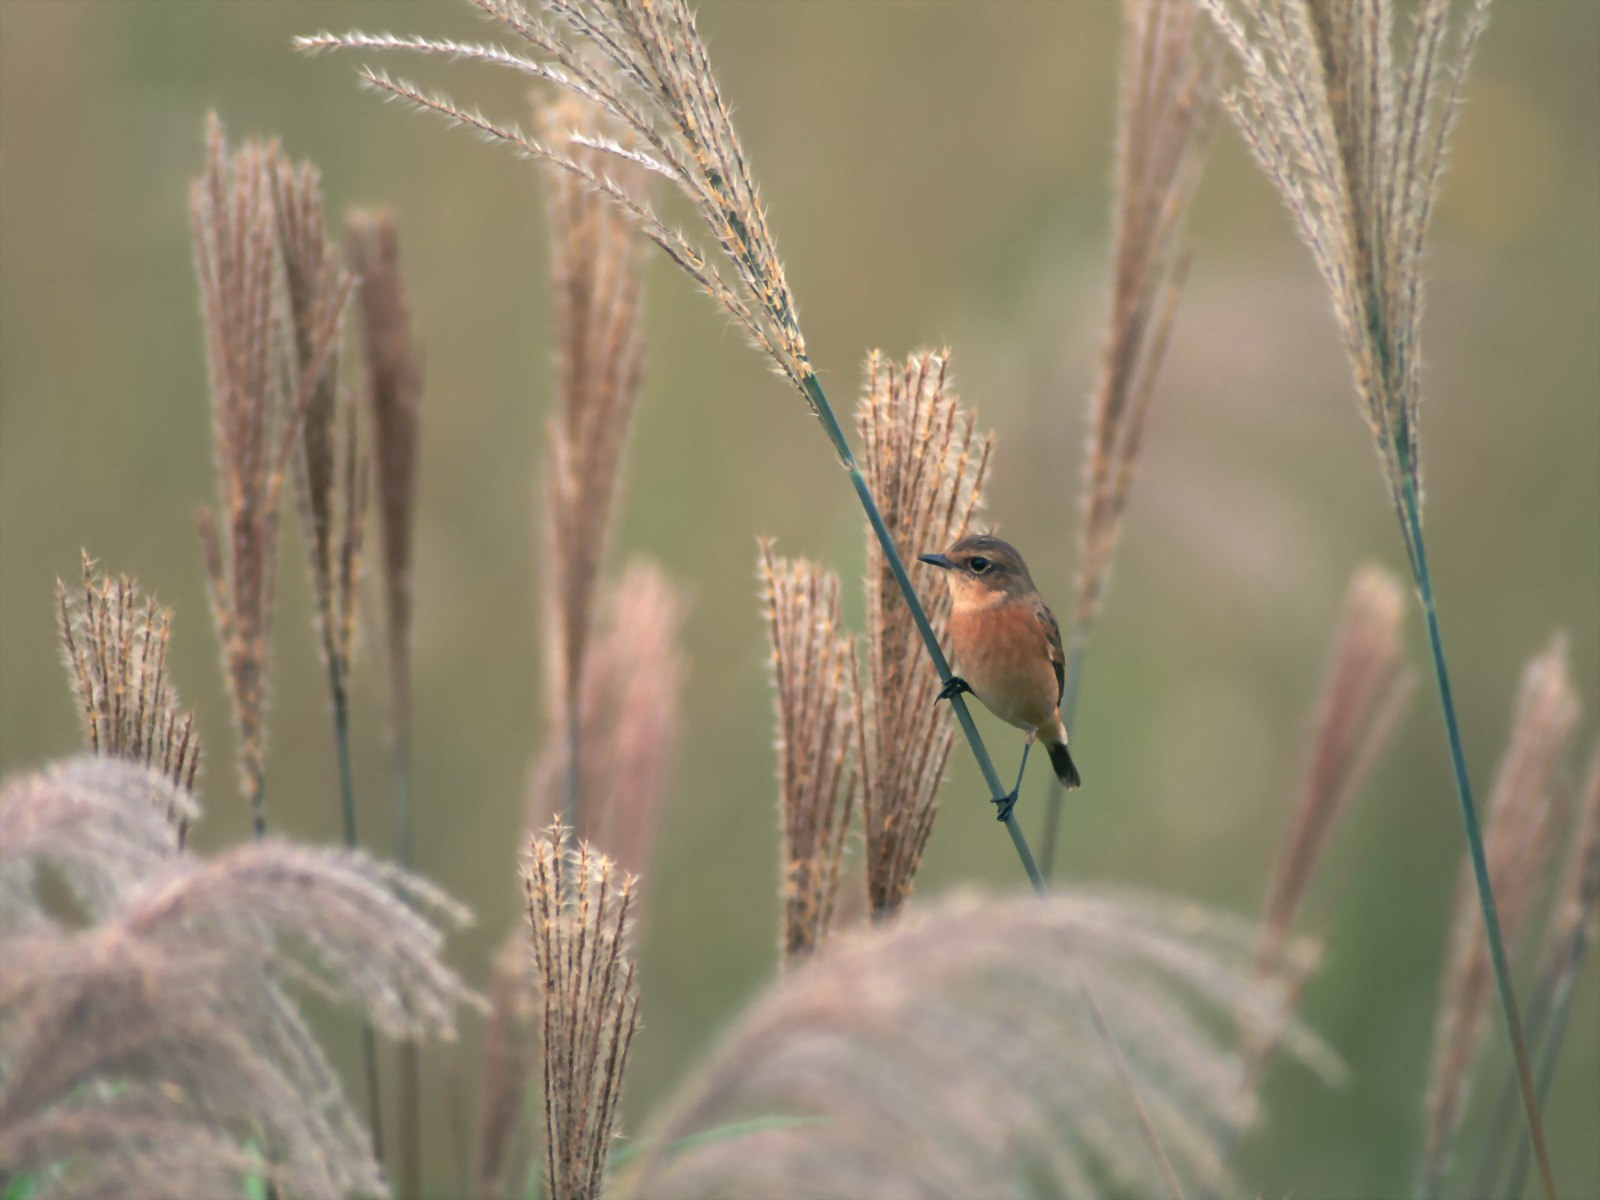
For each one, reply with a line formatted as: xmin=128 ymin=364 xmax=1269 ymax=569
xmin=1082 ymin=985 xmax=1185 ymax=1200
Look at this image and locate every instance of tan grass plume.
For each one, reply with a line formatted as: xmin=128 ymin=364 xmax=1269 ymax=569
xmin=758 ymin=540 xmax=859 ymax=962
xmin=522 ymin=824 xmax=641 ymax=1200
xmin=1423 ymin=635 xmax=1579 ymax=1190
xmin=56 ymin=554 xmax=201 ymax=800
xmin=856 ymin=350 xmax=991 ymax=917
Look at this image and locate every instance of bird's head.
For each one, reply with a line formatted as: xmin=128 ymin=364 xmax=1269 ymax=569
xmin=918 ymin=534 xmax=1035 ymax=607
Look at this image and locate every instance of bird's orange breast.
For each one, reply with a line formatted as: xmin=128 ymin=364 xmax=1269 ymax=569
xmin=947 ymin=602 xmax=1058 ymax=733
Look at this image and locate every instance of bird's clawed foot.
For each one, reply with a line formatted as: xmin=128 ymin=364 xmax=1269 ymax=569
xmin=992 ymin=788 xmax=1019 ymax=824
xmin=936 ymin=675 xmax=972 ymax=703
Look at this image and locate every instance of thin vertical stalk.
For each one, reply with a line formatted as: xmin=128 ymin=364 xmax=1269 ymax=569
xmin=1505 ymin=960 xmax=1586 ymax=1199
xmin=807 ymin=373 xmax=1044 ymax=895
xmin=1398 ymin=453 xmax=1554 ymax=1200
xmin=392 ymin=729 xmax=420 ymax=1199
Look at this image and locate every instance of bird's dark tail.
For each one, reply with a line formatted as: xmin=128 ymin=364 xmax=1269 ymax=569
xmin=1048 ymin=736 xmax=1081 ymax=789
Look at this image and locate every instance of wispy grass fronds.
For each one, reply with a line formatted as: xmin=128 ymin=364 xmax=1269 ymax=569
xmin=1074 ymin=0 xmax=1215 ymax=649
xmin=523 ymin=824 xmax=641 ymax=1200
xmin=538 ymin=95 xmax=652 ymax=831
xmin=1423 ymin=635 xmax=1579 ymax=1195
xmin=475 ymin=934 xmax=538 ymax=1200
xmin=192 ymin=113 xmax=344 ymax=836
xmin=758 ymin=541 xmax=859 ymax=962
xmin=856 ymin=350 xmax=991 ymax=918
xmin=528 ymin=564 xmax=685 ymax=878
xmin=299 ymin=0 xmax=1049 ymax=889
xmin=1256 ymin=566 xmax=1413 ymax=988
xmin=56 ymin=553 xmax=201 ymax=799
xmin=0 ymin=757 xmax=476 ymax=1200
xmin=276 ymin=154 xmax=366 ymax=742
xmin=624 ymin=889 xmax=1326 ymax=1200
xmin=345 ymin=208 xmax=423 ymax=742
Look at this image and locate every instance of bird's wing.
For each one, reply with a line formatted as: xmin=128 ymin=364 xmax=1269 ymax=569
xmin=1036 ymin=603 xmax=1066 ymax=704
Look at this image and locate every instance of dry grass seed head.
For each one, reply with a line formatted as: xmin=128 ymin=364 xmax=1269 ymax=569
xmin=345 ymin=208 xmax=423 ymax=729
xmin=527 ymin=562 xmax=685 ymax=877
xmin=1077 ymin=0 xmax=1216 ymax=636
xmin=758 ymin=541 xmax=859 ymax=963
xmin=539 ymin=95 xmax=651 ymax=744
xmin=856 ymin=350 xmax=991 ymax=918
xmin=298 ymin=0 xmax=846 ymax=446
xmin=191 ymin=113 xmax=348 ymax=823
xmin=0 ymin=757 xmax=477 ymax=1200
xmin=623 ymin=889 xmax=1329 ymax=1200
xmin=56 ymin=554 xmax=202 ymax=799
xmin=1200 ymin=0 xmax=1491 ymax=558
xmin=523 ymin=824 xmax=641 ymax=1200
xmin=1423 ymin=634 xmax=1580 ymax=1183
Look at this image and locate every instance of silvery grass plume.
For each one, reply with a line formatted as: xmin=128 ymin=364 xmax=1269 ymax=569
xmin=474 ymin=935 xmax=538 ymax=1200
xmin=0 ymin=758 xmax=476 ymax=1200
xmin=1253 ymin=567 xmax=1414 ymax=1006
xmin=1422 ymin=636 xmax=1579 ymax=1196
xmin=619 ymin=890 xmax=1329 ymax=1200
xmin=538 ymin=95 xmax=653 ymax=837
xmin=759 ymin=541 xmax=859 ymax=963
xmin=275 ymin=152 xmax=368 ymax=745
xmin=298 ymin=0 xmax=1049 ymax=888
xmin=527 ymin=564 xmax=685 ymax=878
xmin=192 ymin=113 xmax=348 ymax=836
xmin=345 ymin=208 xmax=423 ymax=746
xmin=1042 ymin=0 xmax=1215 ymax=882
xmin=523 ymin=824 xmax=641 ymax=1200
xmin=856 ymin=351 xmax=991 ymax=918
xmin=56 ymin=554 xmax=201 ymax=801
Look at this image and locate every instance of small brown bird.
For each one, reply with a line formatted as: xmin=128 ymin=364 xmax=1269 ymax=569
xmin=919 ymin=534 xmax=1080 ymax=822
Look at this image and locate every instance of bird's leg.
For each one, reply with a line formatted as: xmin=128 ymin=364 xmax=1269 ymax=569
xmin=936 ymin=675 xmax=972 ymax=703
xmin=993 ymin=738 xmax=1032 ymax=823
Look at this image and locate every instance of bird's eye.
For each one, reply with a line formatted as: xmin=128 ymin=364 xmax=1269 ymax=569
xmin=969 ymin=556 xmax=990 ymax=574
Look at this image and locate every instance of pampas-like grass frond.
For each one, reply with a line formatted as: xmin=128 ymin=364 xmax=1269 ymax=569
xmin=758 ymin=541 xmax=859 ymax=962
xmin=523 ymin=824 xmax=641 ymax=1200
xmin=538 ymin=94 xmax=652 ymax=831
xmin=56 ymin=554 xmax=201 ymax=798
xmin=345 ymin=208 xmax=423 ymax=736
xmin=0 ymin=758 xmax=476 ymax=1200
xmin=527 ymin=563 xmax=685 ymax=877
xmin=1257 ymin=566 xmax=1413 ymax=982
xmin=192 ymin=113 xmax=345 ymax=835
xmin=1423 ymin=635 xmax=1579 ymax=1192
xmin=1075 ymin=0 xmax=1215 ymax=644
xmin=275 ymin=154 xmax=366 ymax=710
xmin=621 ymin=889 xmax=1327 ymax=1200
xmin=1199 ymin=0 xmax=1489 ymax=558
xmin=856 ymin=350 xmax=992 ymax=918
xmin=474 ymin=934 xmax=539 ymax=1200
xmin=297 ymin=0 xmax=834 ymax=444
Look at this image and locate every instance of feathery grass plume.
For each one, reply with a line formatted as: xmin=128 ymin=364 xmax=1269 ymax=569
xmin=474 ymin=935 xmax=538 ymax=1200
xmin=856 ymin=350 xmax=991 ymax=918
xmin=345 ymin=209 xmax=422 ymax=744
xmin=56 ymin=553 xmax=201 ymax=800
xmin=1192 ymin=3 xmax=1558 ymax=1189
xmin=1255 ymin=566 xmax=1413 ymax=989
xmin=0 ymin=757 xmax=476 ymax=1200
xmin=622 ymin=889 xmax=1328 ymax=1200
xmin=522 ymin=824 xmax=641 ymax=1200
xmin=1422 ymin=635 xmax=1579 ymax=1195
xmin=1040 ymin=0 xmax=1215 ymax=879
xmin=538 ymin=95 xmax=652 ymax=832
xmin=526 ymin=563 xmax=685 ymax=879
xmin=758 ymin=541 xmax=859 ymax=962
xmin=276 ymin=155 xmax=367 ymax=762
xmin=297 ymin=0 xmax=1050 ymax=889
xmin=192 ymin=113 xmax=345 ymax=837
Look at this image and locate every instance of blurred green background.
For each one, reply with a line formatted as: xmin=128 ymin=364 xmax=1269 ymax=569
xmin=2 ymin=2 xmax=1596 ymax=1197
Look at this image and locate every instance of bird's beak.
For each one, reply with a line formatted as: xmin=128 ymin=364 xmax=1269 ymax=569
xmin=918 ymin=552 xmax=955 ymax=570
